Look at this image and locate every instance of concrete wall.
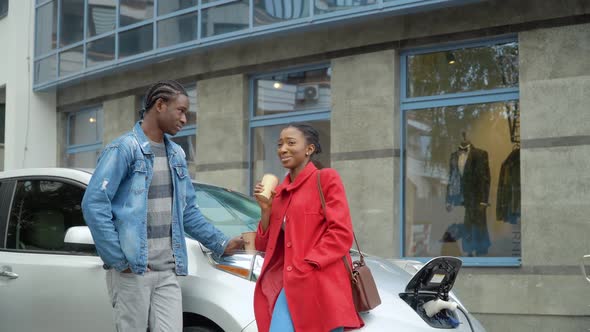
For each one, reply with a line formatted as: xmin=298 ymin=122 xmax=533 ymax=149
xmin=194 ymin=75 xmax=249 ymax=193
xmin=331 ymin=50 xmax=398 ymax=257
xmin=0 ymin=1 xmax=57 ymax=170
xmin=103 ymin=96 xmax=137 ymax=144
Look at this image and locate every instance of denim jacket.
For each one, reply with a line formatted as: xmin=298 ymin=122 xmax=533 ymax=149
xmin=82 ymin=122 xmax=229 ymax=275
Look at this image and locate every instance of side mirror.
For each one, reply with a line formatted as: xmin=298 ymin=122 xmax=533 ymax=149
xmin=64 ymin=226 xmax=95 ymax=245
xmin=582 ymin=255 xmax=590 ymax=284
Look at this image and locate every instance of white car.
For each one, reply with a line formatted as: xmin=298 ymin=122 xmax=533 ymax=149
xmin=0 ymin=168 xmax=486 ymax=332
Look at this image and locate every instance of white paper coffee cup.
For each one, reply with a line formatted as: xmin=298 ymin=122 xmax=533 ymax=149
xmin=255 ymin=173 xmax=279 ymax=200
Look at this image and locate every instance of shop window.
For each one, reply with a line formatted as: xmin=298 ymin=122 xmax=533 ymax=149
xmin=65 ymin=106 xmax=103 ymax=168
xmin=250 ymin=65 xmax=331 ymax=191
xmin=401 ymin=39 xmax=521 ymax=266
xmin=253 ymin=66 xmax=332 ymax=117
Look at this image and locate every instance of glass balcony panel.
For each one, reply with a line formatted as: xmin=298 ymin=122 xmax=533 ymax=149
xmin=157 ymin=12 xmax=199 ymax=48
xmin=120 ymin=0 xmax=154 ymax=27
xmin=59 ymin=46 xmax=84 ymax=77
xmin=34 ymin=55 xmax=57 ymax=84
xmin=60 ymin=0 xmax=84 ymax=47
xmin=119 ymin=24 xmax=154 ymax=58
xmin=158 ymin=0 xmax=198 ymax=15
xmin=35 ymin=1 xmax=57 ymax=56
xmin=314 ymin=0 xmax=376 ymax=15
xmin=87 ymin=34 xmax=115 ymax=68
xmin=87 ymin=0 xmax=116 ymax=37
xmin=254 ymin=0 xmax=309 ymax=26
xmin=407 ymin=42 xmax=519 ymax=98
xmin=201 ymin=0 xmax=249 ymax=38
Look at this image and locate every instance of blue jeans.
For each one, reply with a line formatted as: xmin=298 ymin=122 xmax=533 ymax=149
xmin=270 ymin=288 xmax=344 ymax=332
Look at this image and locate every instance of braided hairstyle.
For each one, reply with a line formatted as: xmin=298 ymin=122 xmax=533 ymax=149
xmin=140 ymin=80 xmax=188 ymax=119
xmin=286 ymin=123 xmax=324 ymax=169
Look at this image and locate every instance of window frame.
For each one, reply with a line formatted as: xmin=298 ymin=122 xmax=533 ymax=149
xmin=65 ymin=105 xmax=103 ymax=167
xmin=248 ymin=63 xmax=332 ymax=194
xmin=399 ymin=36 xmax=521 ymax=267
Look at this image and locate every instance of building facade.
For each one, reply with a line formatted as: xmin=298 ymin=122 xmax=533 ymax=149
xmin=3 ymin=0 xmax=590 ymax=330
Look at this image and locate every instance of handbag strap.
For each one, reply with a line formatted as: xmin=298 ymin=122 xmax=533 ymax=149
xmin=316 ymin=171 xmax=364 ymax=279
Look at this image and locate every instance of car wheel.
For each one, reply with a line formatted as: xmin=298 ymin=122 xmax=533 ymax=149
xmin=183 ymin=326 xmax=219 ymax=332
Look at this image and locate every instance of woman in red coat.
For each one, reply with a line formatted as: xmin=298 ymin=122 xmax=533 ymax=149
xmin=253 ymin=124 xmax=364 ymax=332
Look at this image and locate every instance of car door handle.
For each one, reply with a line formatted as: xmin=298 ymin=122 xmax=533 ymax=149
xmin=0 ymin=269 xmax=19 ymax=279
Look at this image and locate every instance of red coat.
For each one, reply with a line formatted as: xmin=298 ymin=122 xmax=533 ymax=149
xmin=254 ymin=162 xmax=364 ymax=332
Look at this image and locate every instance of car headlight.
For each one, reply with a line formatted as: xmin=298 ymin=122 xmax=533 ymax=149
xmin=206 ymin=250 xmax=265 ymax=281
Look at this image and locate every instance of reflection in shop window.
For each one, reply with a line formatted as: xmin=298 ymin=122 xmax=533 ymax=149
xmin=254 ymin=67 xmax=331 ymax=116
xmin=65 ymin=106 xmax=104 ymax=168
xmin=406 ymin=42 xmax=518 ymax=98
xmin=403 ymin=41 xmax=520 ymax=261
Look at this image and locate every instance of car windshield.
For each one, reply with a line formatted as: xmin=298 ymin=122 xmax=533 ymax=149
xmin=193 ymin=183 xmax=261 ymax=238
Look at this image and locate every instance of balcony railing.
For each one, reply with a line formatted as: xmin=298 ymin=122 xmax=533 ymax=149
xmin=33 ymin=0 xmax=478 ymax=90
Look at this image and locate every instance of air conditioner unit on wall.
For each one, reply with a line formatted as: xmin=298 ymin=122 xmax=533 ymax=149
xmin=295 ymin=85 xmax=319 ymax=101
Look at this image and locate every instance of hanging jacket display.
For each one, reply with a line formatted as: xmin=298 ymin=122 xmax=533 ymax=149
xmin=496 ymin=148 xmax=521 ymax=224
xmin=445 ymin=144 xmax=491 ymax=256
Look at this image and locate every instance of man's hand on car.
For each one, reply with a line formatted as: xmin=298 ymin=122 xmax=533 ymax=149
xmin=224 ymin=236 xmax=246 ymax=255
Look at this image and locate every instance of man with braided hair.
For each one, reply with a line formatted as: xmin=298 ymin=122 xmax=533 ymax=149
xmin=82 ymin=80 xmax=244 ymax=331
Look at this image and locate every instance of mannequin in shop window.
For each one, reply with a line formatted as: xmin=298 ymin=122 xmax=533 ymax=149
xmin=445 ymin=132 xmax=491 ymax=257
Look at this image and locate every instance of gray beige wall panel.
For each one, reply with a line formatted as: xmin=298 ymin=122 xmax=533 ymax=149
xmin=103 ymin=96 xmax=137 ymax=145
xmin=195 ymin=75 xmax=248 ymax=191
xmin=474 ymin=312 xmax=590 ymax=332
xmin=333 ymin=158 xmax=396 ymax=257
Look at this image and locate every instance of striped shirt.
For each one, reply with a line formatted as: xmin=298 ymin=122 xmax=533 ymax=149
xmin=147 ymin=141 xmax=175 ymax=271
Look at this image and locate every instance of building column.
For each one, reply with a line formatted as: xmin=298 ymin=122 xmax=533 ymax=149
xmin=195 ymin=74 xmax=249 ymax=193
xmin=331 ymin=49 xmax=398 ymax=257
xmin=103 ymin=95 xmax=138 ymax=144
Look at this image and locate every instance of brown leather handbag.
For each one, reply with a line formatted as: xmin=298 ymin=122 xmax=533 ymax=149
xmin=317 ymin=171 xmax=382 ymax=312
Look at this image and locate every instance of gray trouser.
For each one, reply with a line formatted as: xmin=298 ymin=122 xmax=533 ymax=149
xmin=106 ymin=269 xmax=183 ymax=332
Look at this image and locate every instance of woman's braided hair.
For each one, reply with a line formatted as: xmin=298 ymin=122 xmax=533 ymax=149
xmin=139 ymin=80 xmax=188 ymax=119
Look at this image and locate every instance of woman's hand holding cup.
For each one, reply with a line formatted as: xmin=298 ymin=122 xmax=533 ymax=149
xmin=254 ymin=174 xmax=278 ymax=211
